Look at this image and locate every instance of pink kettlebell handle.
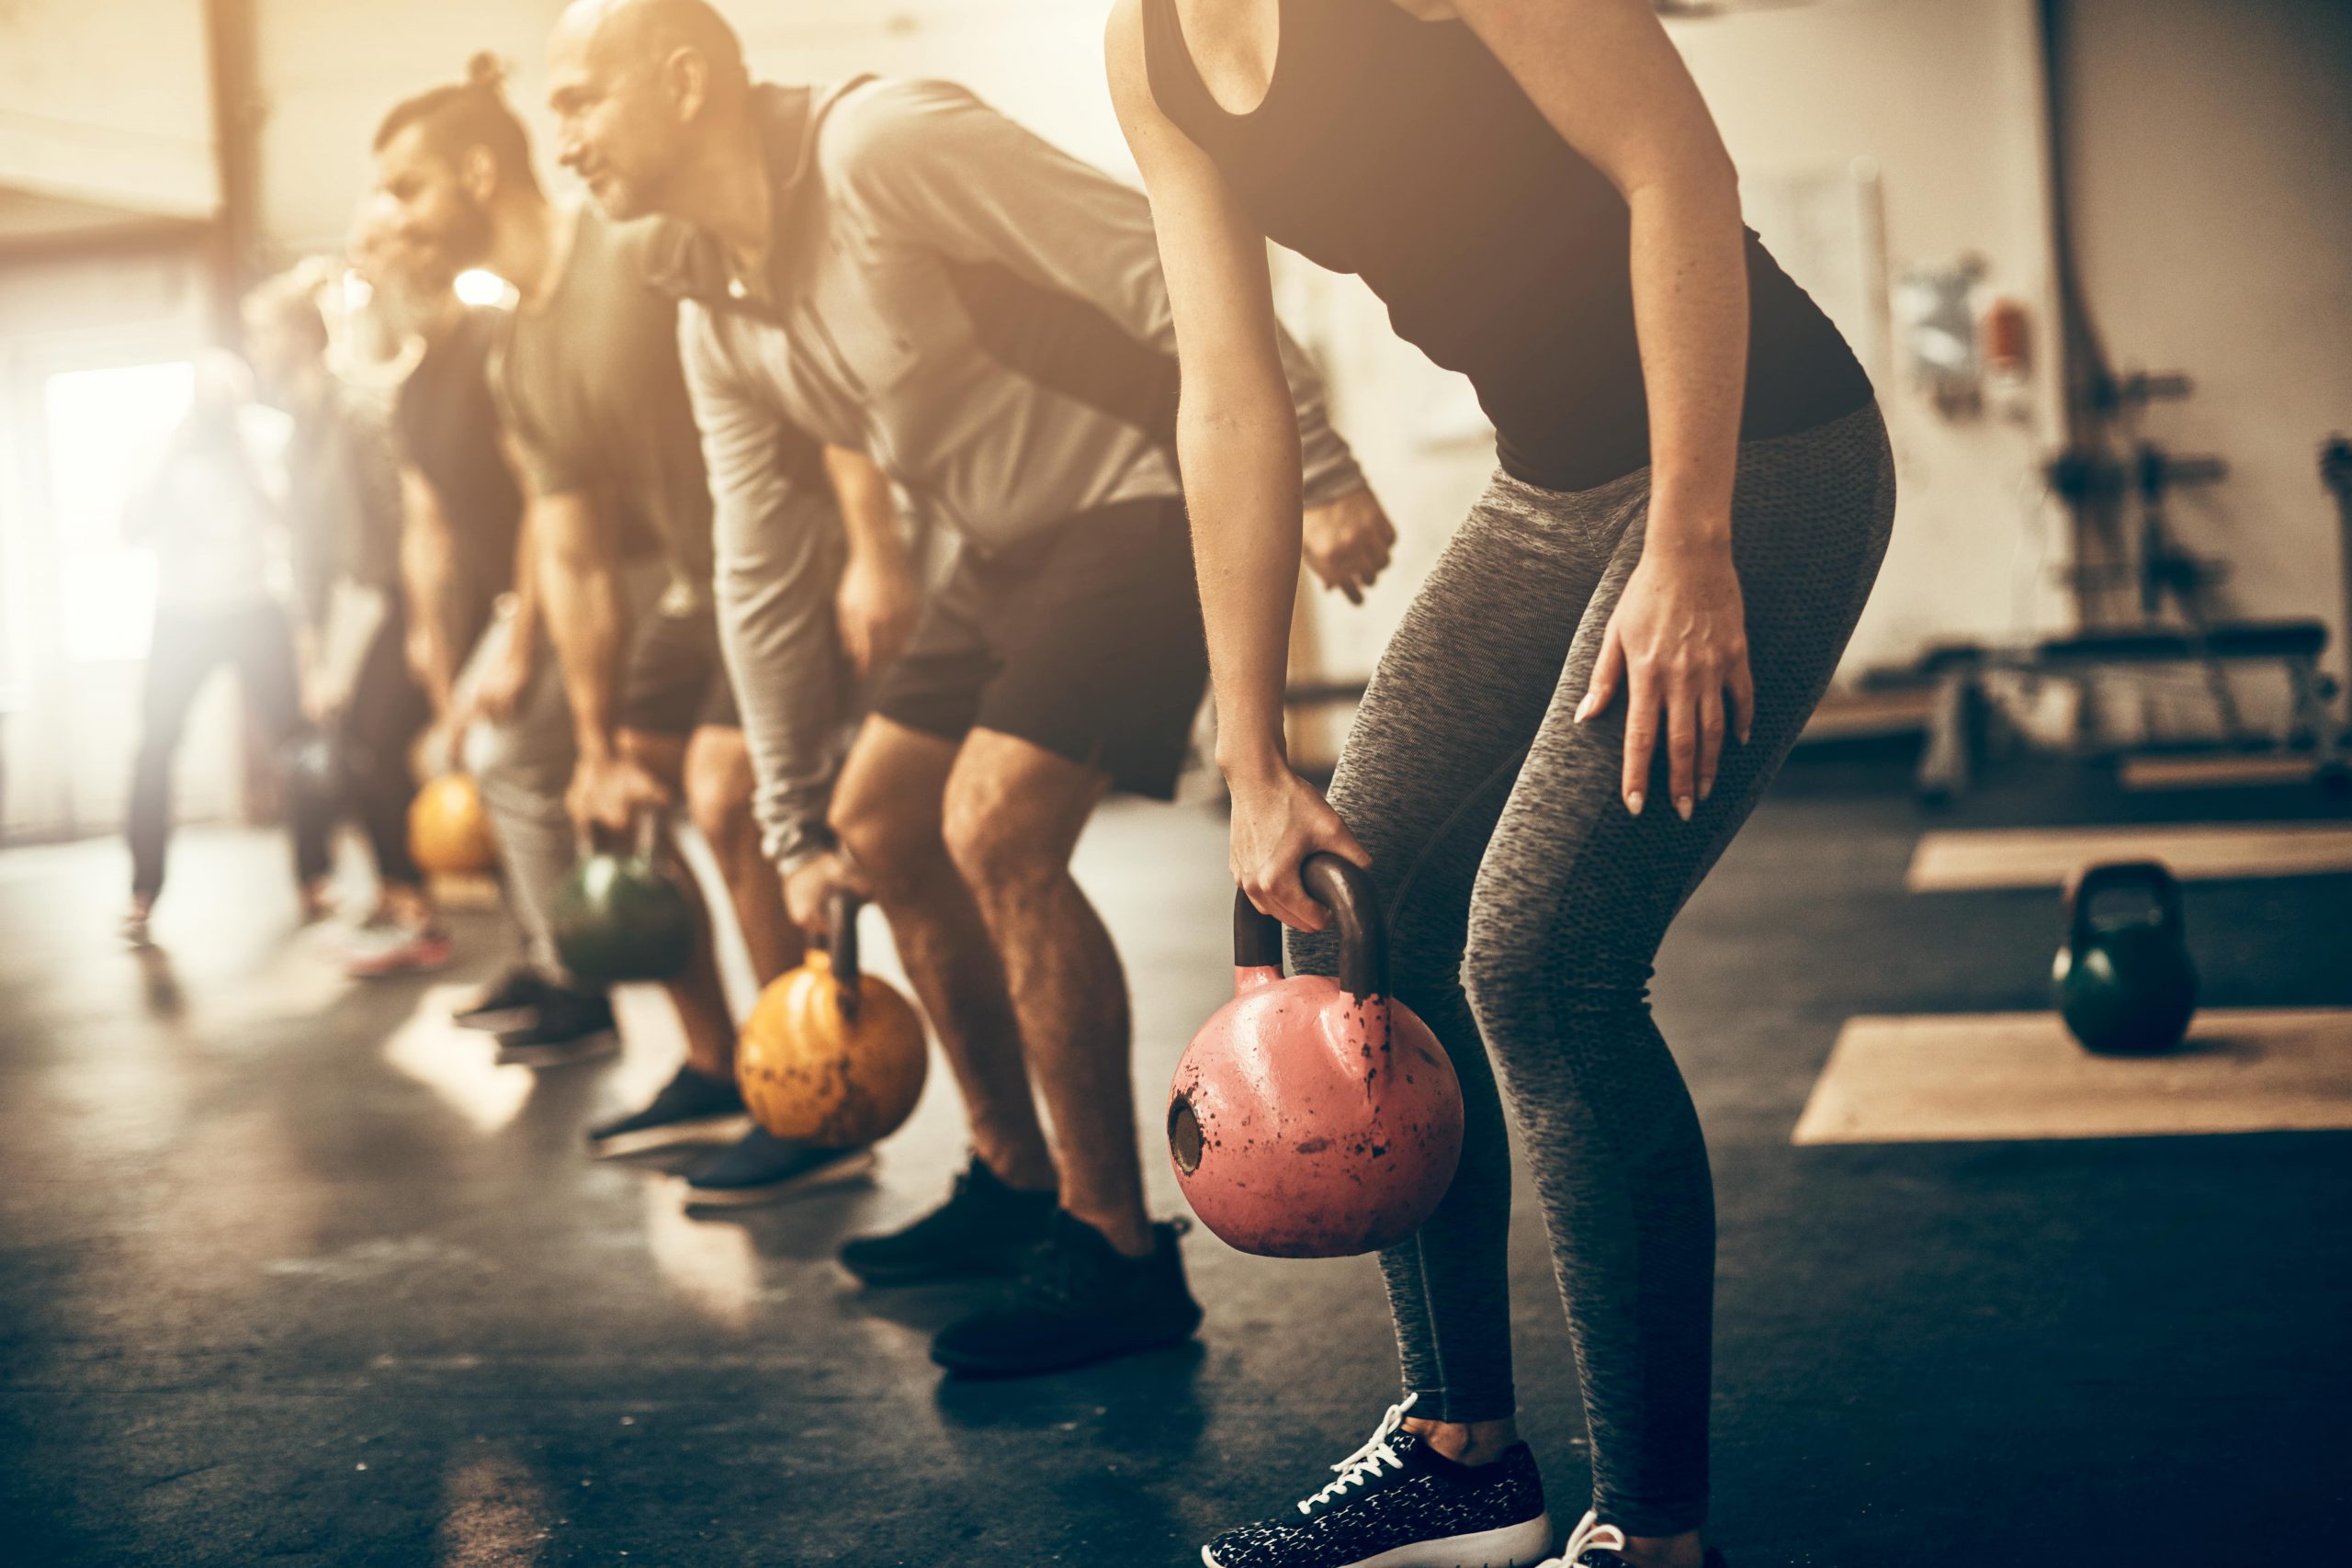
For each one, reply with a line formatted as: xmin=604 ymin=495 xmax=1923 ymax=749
xmin=1232 ymin=852 xmax=1388 ymax=1001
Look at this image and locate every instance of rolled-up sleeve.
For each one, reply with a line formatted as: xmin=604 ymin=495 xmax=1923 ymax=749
xmin=678 ymin=303 xmax=850 ymax=874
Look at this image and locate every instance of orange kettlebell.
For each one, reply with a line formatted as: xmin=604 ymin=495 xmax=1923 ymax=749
xmin=409 ymin=773 xmax=497 ymax=876
xmin=737 ymin=891 xmax=927 ymax=1148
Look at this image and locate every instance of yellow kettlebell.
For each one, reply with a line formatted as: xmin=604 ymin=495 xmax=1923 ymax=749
xmin=738 ymin=891 xmax=927 ymax=1148
xmin=409 ymin=773 xmax=498 ymax=876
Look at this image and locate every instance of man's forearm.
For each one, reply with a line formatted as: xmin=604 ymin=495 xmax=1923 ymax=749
xmin=716 ymin=520 xmax=850 ymax=871
xmin=684 ymin=311 xmax=856 ymax=871
xmin=821 ymin=446 xmax=908 ymax=573
xmin=532 ymin=495 xmax=627 ymax=758
xmin=506 ymin=500 xmax=543 ymax=652
xmin=398 ymin=468 xmax=461 ymax=716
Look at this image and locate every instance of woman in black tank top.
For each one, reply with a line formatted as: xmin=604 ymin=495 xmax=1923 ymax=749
xmin=1112 ymin=5 xmax=1893 ymax=1566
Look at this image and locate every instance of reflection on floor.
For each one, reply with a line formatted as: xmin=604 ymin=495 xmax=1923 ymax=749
xmin=4 ymin=769 xmax=2349 ymax=1566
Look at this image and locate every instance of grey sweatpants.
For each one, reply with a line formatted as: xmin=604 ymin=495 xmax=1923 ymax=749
xmin=452 ymin=562 xmax=670 ymax=984
xmin=1291 ymin=401 xmax=1895 ymax=1536
xmin=451 ymin=606 xmax=576 ymax=984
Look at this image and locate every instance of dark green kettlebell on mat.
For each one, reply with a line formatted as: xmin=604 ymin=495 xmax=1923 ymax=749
xmin=2052 ymin=860 xmax=2198 ymax=1056
xmin=552 ymin=811 xmax=696 ymax=986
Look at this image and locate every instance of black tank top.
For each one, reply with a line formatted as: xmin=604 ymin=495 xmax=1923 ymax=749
xmin=1142 ymin=0 xmax=1873 ymax=491
xmin=397 ymin=307 xmax=524 ymax=649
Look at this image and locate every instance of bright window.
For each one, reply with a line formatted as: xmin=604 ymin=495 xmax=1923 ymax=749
xmin=43 ymin=360 xmax=194 ymax=663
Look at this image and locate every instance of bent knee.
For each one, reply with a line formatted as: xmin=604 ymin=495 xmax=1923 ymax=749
xmin=831 ymin=790 xmax=944 ymax=895
xmin=940 ymin=795 xmax=1063 ymax=897
xmin=1462 ymin=926 xmax=1648 ymax=1025
xmin=682 ymin=731 xmax=754 ymax=845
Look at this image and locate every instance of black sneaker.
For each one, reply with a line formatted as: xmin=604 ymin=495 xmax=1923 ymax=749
xmin=586 ymin=1066 xmax=751 ymax=1157
xmin=680 ymin=1128 xmax=876 ymax=1208
xmin=454 ymin=966 xmax=555 ymax=1032
xmin=929 ymin=1211 xmax=1202 ymax=1378
xmin=1202 ymin=1397 xmax=1553 ymax=1568
xmin=1555 ymin=1512 xmax=1728 ymax=1568
xmin=838 ymin=1156 xmax=1057 ymax=1285
xmin=492 ymin=987 xmax=619 ymax=1067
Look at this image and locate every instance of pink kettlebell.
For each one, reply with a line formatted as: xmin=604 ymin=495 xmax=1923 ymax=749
xmin=1168 ymin=853 xmax=1464 ymax=1258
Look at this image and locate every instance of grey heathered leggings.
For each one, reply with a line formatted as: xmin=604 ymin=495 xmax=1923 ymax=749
xmin=1289 ymin=401 xmax=1895 ymax=1537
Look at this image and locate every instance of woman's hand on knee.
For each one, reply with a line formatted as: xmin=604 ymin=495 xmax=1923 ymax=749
xmin=1226 ymin=763 xmax=1371 ymax=933
xmin=1576 ymin=547 xmax=1754 ymax=820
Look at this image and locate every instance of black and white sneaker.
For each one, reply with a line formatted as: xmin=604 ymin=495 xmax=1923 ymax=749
xmin=1201 ymin=1396 xmax=1553 ymax=1568
xmin=1546 ymin=1512 xmax=1728 ymax=1568
xmin=680 ymin=1129 xmax=876 ymax=1208
xmin=838 ymin=1155 xmax=1057 ymax=1285
xmin=454 ymin=966 xmax=556 ymax=1032
xmin=492 ymin=987 xmax=618 ymax=1066
xmin=586 ymin=1066 xmax=751 ymax=1157
xmin=929 ymin=1212 xmax=1202 ymax=1378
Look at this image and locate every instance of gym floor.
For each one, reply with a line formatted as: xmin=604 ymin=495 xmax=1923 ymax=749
xmin=3 ymin=750 xmax=2347 ymax=1567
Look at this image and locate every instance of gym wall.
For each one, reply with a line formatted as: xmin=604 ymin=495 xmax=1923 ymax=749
xmin=248 ymin=0 xmax=569 ymax=256
xmin=0 ymin=0 xmax=219 ymax=228
xmin=1672 ymin=0 xmax=2071 ymax=682
xmin=10 ymin=1 xmax=2341 ymax=737
xmin=2061 ymin=0 xmax=2352 ymax=702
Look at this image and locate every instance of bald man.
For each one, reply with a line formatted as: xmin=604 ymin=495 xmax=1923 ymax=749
xmin=542 ymin=0 xmax=1396 ymax=1377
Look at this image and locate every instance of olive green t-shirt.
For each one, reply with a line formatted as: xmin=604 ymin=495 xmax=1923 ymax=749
xmin=491 ymin=206 xmax=706 ymax=586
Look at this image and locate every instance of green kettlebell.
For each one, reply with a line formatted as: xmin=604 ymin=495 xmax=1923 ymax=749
xmin=552 ymin=811 xmax=696 ymax=986
xmin=2051 ymin=860 xmax=2198 ymax=1055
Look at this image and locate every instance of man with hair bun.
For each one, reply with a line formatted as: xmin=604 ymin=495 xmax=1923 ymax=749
xmin=373 ymin=53 xmax=917 ymax=1202
xmin=542 ymin=0 xmax=1396 ymax=1375
xmin=348 ymin=200 xmax=613 ymax=1034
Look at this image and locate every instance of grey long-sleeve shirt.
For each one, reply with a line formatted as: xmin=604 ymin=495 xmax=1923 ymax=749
xmin=658 ymin=77 xmax=1367 ymax=873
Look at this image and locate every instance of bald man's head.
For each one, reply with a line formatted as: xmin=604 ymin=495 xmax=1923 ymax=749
xmin=548 ymin=0 xmax=749 ymax=220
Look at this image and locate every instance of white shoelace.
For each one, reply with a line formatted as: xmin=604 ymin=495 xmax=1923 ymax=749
xmin=1539 ymin=1509 xmax=1630 ymax=1565
xmin=1296 ymin=1394 xmax=1419 ymax=1516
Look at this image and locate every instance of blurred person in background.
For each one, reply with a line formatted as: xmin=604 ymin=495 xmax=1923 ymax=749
xmin=120 ymin=352 xmax=327 ymax=945
xmin=243 ymin=265 xmax=451 ymax=976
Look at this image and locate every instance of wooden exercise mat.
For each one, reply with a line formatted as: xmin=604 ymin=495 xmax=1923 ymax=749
xmin=2119 ymin=753 xmax=2325 ymax=792
xmin=1905 ymin=823 xmax=2352 ymax=891
xmin=1793 ymin=1009 xmax=2352 ymax=1145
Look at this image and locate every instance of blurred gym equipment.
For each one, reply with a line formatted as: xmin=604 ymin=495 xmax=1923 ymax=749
xmin=549 ymin=812 xmax=695 ymax=986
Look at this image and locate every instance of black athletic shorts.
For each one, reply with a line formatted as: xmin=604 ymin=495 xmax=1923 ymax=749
xmin=871 ymin=495 xmax=1208 ymax=798
xmin=616 ymin=587 xmax=740 ymax=736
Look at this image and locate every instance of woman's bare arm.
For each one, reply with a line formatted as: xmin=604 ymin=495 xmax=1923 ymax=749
xmin=1107 ymin=0 xmax=1368 ymax=931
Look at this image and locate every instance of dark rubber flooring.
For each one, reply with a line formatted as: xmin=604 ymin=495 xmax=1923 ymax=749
xmin=4 ymin=754 xmax=2348 ymax=1566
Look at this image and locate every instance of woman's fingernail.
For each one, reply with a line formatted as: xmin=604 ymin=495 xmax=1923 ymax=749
xmin=1573 ymin=697 xmax=1592 ymax=722
xmin=1675 ymin=795 xmax=1694 ymax=821
xmin=1626 ymin=791 xmax=1645 ymax=817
